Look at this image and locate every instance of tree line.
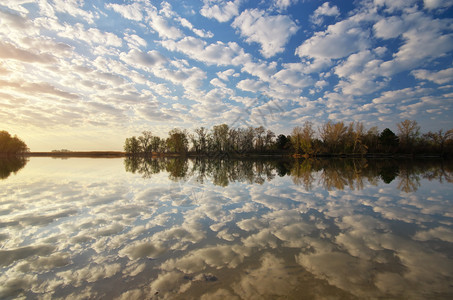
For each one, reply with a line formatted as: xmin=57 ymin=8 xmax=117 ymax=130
xmin=124 ymin=120 xmax=453 ymax=157
xmin=0 ymin=131 xmax=29 ymax=156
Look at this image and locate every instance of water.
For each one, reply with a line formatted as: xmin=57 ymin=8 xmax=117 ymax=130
xmin=1 ymin=157 xmax=453 ymax=299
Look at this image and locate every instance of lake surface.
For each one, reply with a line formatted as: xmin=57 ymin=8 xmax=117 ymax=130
xmin=1 ymin=157 xmax=453 ymax=299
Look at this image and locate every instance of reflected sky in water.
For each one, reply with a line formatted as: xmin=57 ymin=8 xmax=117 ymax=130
xmin=1 ymin=157 xmax=453 ymax=299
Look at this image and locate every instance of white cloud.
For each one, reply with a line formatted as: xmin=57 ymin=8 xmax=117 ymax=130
xmin=105 ymin=2 xmax=144 ymax=21
xmin=237 ymin=78 xmax=267 ymax=92
xmin=217 ymin=68 xmax=238 ymax=81
xmin=0 ymin=79 xmax=80 ymax=100
xmin=187 ymin=88 xmax=232 ymax=119
xmin=296 ymin=19 xmax=371 ymax=61
xmin=200 ymin=0 xmax=241 ymax=22
xmin=178 ymin=17 xmax=214 ymax=38
xmin=0 ymin=0 xmax=30 ymax=14
xmin=52 ymin=0 xmax=96 ymax=24
xmin=210 ymin=78 xmax=227 ymax=88
xmin=272 ymin=0 xmax=300 ymax=11
xmin=335 ymin=50 xmax=376 ymax=78
xmin=334 ymin=50 xmax=388 ymax=95
xmin=148 ymin=12 xmax=183 ymax=40
xmin=424 ymin=0 xmax=453 ymax=10
xmin=161 ymin=36 xmax=247 ymax=66
xmin=120 ymin=49 xmax=167 ymax=69
xmin=241 ymin=60 xmax=277 ymax=82
xmin=232 ymin=9 xmax=299 ymax=58
xmin=379 ymin=15 xmax=453 ymax=76
xmin=160 ymin=1 xmax=177 ymax=18
xmin=412 ymin=68 xmax=453 ymax=84
xmin=106 ymin=2 xmax=186 ymax=40
xmin=372 ymin=87 xmax=426 ymax=104
xmin=273 ymin=63 xmax=315 ymax=88
xmin=373 ymin=16 xmax=407 ymax=39
xmin=124 ymin=33 xmax=147 ymax=50
xmin=310 ymin=2 xmax=340 ymax=25
xmin=0 ymin=41 xmax=56 ymax=64
xmin=374 ymin=0 xmax=419 ymax=13
xmin=58 ymin=23 xmax=123 ymax=47
xmin=0 ymin=9 xmax=32 ymax=31
xmin=161 ymin=64 xmax=207 ymax=91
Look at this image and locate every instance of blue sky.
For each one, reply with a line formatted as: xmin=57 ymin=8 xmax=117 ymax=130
xmin=1 ymin=0 xmax=452 ymax=151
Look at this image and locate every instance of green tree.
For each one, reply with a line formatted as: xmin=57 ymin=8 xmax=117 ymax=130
xmin=138 ymin=131 xmax=153 ymax=155
xmin=167 ymin=128 xmax=188 ymax=154
xmin=0 ymin=131 xmax=29 ymax=155
xmin=379 ymin=128 xmax=399 ymax=152
xmin=276 ymin=134 xmax=290 ymax=151
xmin=150 ymin=136 xmax=163 ymax=153
xmin=124 ymin=136 xmax=141 ymax=155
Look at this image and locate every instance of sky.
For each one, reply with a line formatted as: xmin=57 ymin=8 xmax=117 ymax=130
xmin=0 ymin=0 xmax=453 ymax=151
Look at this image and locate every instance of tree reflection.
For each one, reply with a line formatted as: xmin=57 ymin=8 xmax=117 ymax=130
xmin=124 ymin=156 xmax=164 ymax=178
xmin=376 ymin=160 xmax=399 ymax=184
xmin=0 ymin=156 xmax=28 ymax=180
xmin=291 ymin=159 xmax=318 ymax=190
xmin=166 ymin=158 xmax=189 ymax=181
xmin=124 ymin=157 xmax=453 ymax=191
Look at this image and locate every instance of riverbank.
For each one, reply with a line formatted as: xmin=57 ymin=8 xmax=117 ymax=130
xmin=21 ymin=151 xmax=449 ymax=159
xmin=26 ymin=151 xmax=126 ymax=158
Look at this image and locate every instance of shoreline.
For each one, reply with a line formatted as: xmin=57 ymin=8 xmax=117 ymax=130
xmin=25 ymin=151 xmax=126 ymax=158
xmin=6 ymin=151 xmax=448 ymax=159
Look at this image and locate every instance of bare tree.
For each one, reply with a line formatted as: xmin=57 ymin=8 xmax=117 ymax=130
xmin=301 ymin=121 xmax=315 ymax=155
xmin=290 ymin=126 xmax=303 ymax=154
xmin=348 ymin=122 xmax=367 ymax=154
xmin=229 ymin=128 xmax=239 ymax=152
xmin=397 ymin=119 xmax=420 ymax=150
xmin=264 ymin=129 xmax=275 ymax=151
xmin=363 ymin=126 xmax=379 ymax=152
xmin=424 ymin=129 xmax=453 ymax=155
xmin=254 ymin=126 xmax=265 ymax=151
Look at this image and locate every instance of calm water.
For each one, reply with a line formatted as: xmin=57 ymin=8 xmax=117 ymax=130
xmin=1 ymin=157 xmax=453 ymax=299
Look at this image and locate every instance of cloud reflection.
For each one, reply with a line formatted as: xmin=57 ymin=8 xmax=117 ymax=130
xmin=0 ymin=157 xmax=452 ymax=299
